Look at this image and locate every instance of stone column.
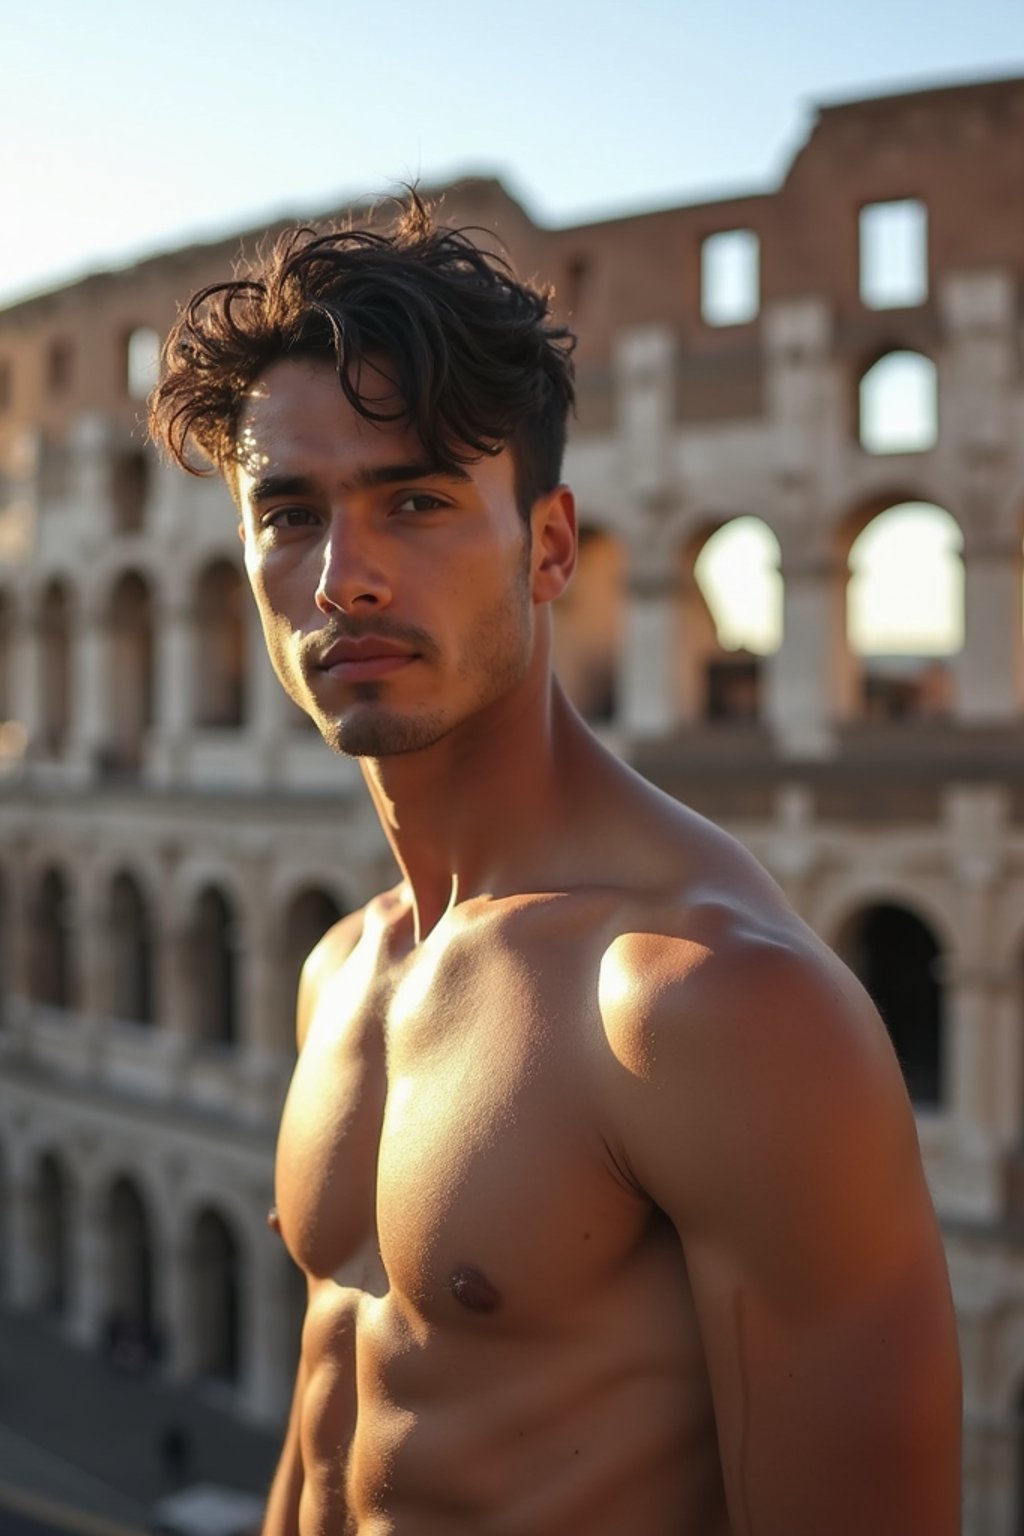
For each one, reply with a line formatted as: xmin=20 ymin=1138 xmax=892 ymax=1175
xmin=150 ymin=592 xmax=194 ymax=787
xmin=955 ymin=529 xmax=1024 ymax=723
xmin=250 ymin=612 xmax=287 ymax=786
xmin=990 ymin=967 xmax=1023 ymax=1147
xmin=765 ymin=544 xmax=854 ymax=759
xmin=6 ymin=1168 xmax=44 ymax=1310
xmin=4 ymin=838 xmax=35 ymax=1041
xmin=240 ymin=1222 xmax=294 ymax=1425
xmin=68 ymin=590 xmax=107 ymax=783
xmin=618 ymin=564 xmax=684 ymax=739
xmin=9 ymin=593 xmax=41 ymax=767
xmin=163 ymin=1229 xmax=200 ymax=1381
xmin=237 ymin=867 xmax=290 ymax=1120
xmin=68 ymin=1188 xmax=108 ymax=1348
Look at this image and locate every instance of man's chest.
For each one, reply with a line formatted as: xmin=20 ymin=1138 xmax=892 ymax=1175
xmin=275 ymin=920 xmax=647 ymax=1323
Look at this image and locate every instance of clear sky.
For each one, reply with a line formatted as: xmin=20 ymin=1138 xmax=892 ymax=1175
xmin=2 ymin=0 xmax=1022 ymax=306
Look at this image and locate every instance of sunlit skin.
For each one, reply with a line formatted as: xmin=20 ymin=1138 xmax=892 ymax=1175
xmin=239 ymin=359 xmax=961 ymax=1536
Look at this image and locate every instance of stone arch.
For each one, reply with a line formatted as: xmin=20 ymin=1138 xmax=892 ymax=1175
xmin=190 ymin=884 xmax=241 ymax=1046
xmin=833 ymin=899 xmax=947 ymax=1107
xmin=35 ymin=1149 xmax=73 ymax=1316
xmin=39 ymin=578 xmax=73 ymax=756
xmin=279 ymin=886 xmax=346 ymax=1051
xmin=857 ymin=350 xmax=938 ymax=455
xmin=553 ymin=523 xmax=626 ymax=723
xmin=189 ymin=1206 xmax=242 ymax=1382
xmin=194 ymin=560 xmax=247 ymax=729
xmin=108 ymin=869 xmax=156 ymax=1025
xmin=106 ymin=570 xmax=154 ymax=774
xmin=842 ymin=499 xmax=964 ymax=722
xmin=29 ymin=864 xmax=78 ymax=1010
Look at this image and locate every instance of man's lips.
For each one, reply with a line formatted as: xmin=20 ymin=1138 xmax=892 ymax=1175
xmin=315 ymin=635 xmax=419 ymax=683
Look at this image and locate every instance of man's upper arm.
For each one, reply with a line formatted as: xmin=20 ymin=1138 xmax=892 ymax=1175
xmin=606 ymin=921 xmax=962 ymax=1536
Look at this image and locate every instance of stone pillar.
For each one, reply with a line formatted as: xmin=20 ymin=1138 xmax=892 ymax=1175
xmin=163 ymin=1229 xmax=199 ymax=1381
xmin=240 ymin=1224 xmax=294 ymax=1425
xmin=614 ymin=326 xmax=676 ymax=505
xmin=68 ymin=1189 xmax=108 ymax=1347
xmin=618 ymin=566 xmax=683 ymax=738
xmin=155 ymin=912 xmax=197 ymax=1098
xmin=943 ymin=788 xmax=1007 ymax=1148
xmin=7 ymin=1166 xmax=45 ymax=1310
xmin=765 ymin=546 xmax=854 ymax=759
xmin=990 ymin=968 xmax=1023 ymax=1147
xmin=68 ymin=591 xmax=107 ymax=782
xmin=250 ymin=612 xmax=287 ymax=786
xmin=150 ymin=592 xmax=193 ymax=787
xmin=68 ymin=413 xmax=112 ymax=535
xmin=9 ymin=593 xmax=40 ymax=767
xmin=4 ymin=839 xmax=35 ymax=1040
xmin=237 ymin=869 xmax=290 ymax=1119
xmin=955 ymin=530 xmax=1024 ymax=722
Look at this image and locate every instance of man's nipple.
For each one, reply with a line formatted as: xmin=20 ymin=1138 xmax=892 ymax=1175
xmin=450 ymin=1264 xmax=502 ymax=1314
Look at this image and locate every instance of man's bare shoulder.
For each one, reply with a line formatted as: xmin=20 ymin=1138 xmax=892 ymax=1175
xmin=598 ymin=883 xmax=919 ymax=1244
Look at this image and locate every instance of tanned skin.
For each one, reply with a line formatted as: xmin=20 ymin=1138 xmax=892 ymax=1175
xmin=239 ymin=358 xmax=962 ymax=1536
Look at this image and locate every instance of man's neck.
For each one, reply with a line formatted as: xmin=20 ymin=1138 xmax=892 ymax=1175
xmin=360 ymin=676 xmax=588 ymax=943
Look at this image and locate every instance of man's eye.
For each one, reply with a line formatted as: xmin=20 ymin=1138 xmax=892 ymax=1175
xmin=266 ymin=507 xmax=317 ymax=528
xmin=396 ymin=493 xmax=445 ymax=514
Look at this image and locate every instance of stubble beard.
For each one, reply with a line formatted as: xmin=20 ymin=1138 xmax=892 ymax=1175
xmin=315 ymin=552 xmax=534 ymax=759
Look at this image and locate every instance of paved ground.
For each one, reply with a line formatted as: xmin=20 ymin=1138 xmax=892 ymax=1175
xmin=0 ymin=1307 xmax=280 ymax=1532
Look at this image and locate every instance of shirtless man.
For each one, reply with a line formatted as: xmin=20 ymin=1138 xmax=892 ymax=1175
xmin=150 ymin=196 xmax=961 ymax=1535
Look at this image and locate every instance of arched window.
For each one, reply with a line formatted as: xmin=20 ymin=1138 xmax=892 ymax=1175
xmin=281 ymin=887 xmax=344 ymax=1048
xmin=124 ymin=327 xmax=161 ymax=401
xmin=40 ymin=580 xmax=72 ymax=756
xmin=835 ymin=902 xmax=945 ymax=1107
xmin=694 ymin=517 xmax=782 ymax=721
xmin=192 ymin=886 xmax=240 ymax=1046
xmin=553 ymin=527 xmax=625 ymax=723
xmin=110 ymin=450 xmax=150 ymax=535
xmin=37 ymin=1152 xmax=71 ymax=1315
xmin=191 ymin=1208 xmax=240 ymax=1382
xmin=194 ymin=562 xmax=247 ymax=729
xmin=859 ymin=352 xmax=937 ymax=454
xmin=848 ymin=503 xmax=963 ymax=719
xmin=107 ymin=1177 xmax=156 ymax=1353
xmin=31 ymin=867 xmax=76 ymax=1010
xmin=107 ymin=572 xmax=154 ymax=773
xmin=109 ymin=872 xmax=155 ymax=1025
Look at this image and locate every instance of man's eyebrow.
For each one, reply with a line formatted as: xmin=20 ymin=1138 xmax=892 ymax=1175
xmin=247 ymin=462 xmax=473 ymax=505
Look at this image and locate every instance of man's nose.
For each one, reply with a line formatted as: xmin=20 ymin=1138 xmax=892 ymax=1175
xmin=314 ymin=525 xmax=392 ymax=615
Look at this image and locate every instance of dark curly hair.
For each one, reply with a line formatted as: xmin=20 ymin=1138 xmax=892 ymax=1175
xmin=148 ymin=192 xmax=577 ymax=518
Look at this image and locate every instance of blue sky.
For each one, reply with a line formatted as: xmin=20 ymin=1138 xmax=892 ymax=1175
xmin=2 ymin=0 xmax=1022 ymax=305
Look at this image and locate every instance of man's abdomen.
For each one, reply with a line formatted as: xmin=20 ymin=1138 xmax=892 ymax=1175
xmin=298 ymin=1232 xmax=729 ymax=1535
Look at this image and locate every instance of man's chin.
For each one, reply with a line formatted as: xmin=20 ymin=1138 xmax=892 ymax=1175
xmin=320 ymin=707 xmax=452 ymax=759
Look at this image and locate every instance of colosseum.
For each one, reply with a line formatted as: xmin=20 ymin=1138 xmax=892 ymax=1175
xmin=1 ymin=71 xmax=1023 ymax=1531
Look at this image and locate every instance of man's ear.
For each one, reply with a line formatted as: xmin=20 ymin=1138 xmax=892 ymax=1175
xmin=530 ymin=485 xmax=577 ymax=605
xmin=237 ymin=518 xmax=246 ymax=544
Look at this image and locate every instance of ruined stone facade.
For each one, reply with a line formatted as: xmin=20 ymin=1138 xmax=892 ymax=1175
xmin=1 ymin=73 xmax=1023 ymax=1531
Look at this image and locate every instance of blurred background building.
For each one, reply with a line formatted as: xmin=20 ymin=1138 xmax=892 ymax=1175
xmin=0 ymin=71 xmax=1023 ymax=1532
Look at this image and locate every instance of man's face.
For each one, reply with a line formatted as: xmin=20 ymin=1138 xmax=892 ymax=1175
xmin=235 ymin=357 xmax=537 ymax=758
